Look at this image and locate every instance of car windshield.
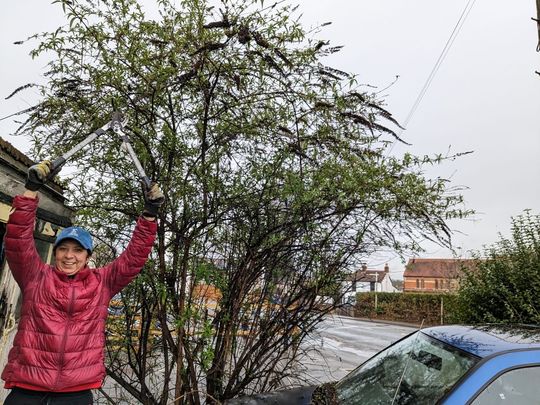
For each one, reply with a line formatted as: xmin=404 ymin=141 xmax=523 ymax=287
xmin=335 ymin=331 xmax=479 ymax=404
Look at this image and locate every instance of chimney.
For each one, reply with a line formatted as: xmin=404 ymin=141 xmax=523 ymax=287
xmin=384 ymin=263 xmax=389 ymax=273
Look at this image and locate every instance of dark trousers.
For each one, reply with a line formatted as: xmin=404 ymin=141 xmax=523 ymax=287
xmin=4 ymin=387 xmax=93 ymax=404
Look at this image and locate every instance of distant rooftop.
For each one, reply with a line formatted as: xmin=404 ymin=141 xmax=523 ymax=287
xmin=348 ymin=263 xmax=390 ymax=283
xmin=403 ymin=258 xmax=478 ymax=279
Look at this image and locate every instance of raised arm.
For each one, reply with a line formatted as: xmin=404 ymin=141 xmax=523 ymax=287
xmin=105 ymin=183 xmax=164 ymax=296
xmin=4 ymin=160 xmax=53 ymax=289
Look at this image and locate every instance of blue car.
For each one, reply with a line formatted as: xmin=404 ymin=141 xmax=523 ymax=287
xmin=227 ymin=324 xmax=540 ymax=404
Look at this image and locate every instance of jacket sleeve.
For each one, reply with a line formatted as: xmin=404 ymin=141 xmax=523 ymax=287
xmin=4 ymin=195 xmax=44 ymax=289
xmin=103 ymin=216 xmax=158 ymax=297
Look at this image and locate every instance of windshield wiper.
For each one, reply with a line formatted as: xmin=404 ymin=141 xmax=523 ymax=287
xmin=391 ymin=319 xmax=425 ymax=405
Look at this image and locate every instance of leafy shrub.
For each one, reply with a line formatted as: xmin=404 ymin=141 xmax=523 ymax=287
xmin=456 ymin=212 xmax=540 ymax=324
xmin=355 ymin=292 xmax=459 ymax=325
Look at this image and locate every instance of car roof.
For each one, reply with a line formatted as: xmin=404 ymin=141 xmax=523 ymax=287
xmin=421 ymin=324 xmax=540 ymax=358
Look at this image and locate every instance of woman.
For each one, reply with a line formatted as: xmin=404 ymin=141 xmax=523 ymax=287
xmin=2 ymin=160 xmax=164 ymax=404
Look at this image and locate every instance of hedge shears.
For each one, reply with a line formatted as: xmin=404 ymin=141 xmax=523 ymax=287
xmin=47 ymin=112 xmax=152 ymax=189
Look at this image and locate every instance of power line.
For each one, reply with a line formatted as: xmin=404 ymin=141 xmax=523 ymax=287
xmin=0 ymin=106 xmax=35 ymax=122
xmin=390 ymin=0 xmax=478 ymax=149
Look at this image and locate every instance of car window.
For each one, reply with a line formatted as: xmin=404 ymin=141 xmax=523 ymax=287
xmin=471 ymin=366 xmax=540 ymax=405
xmin=335 ymin=331 xmax=478 ymax=405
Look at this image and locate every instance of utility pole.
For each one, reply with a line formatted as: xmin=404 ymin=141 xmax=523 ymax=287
xmin=536 ymin=0 xmax=540 ymax=75
xmin=440 ymin=296 xmax=444 ymax=325
xmin=536 ymin=0 xmax=540 ymax=48
xmin=374 ymin=272 xmax=378 ymax=311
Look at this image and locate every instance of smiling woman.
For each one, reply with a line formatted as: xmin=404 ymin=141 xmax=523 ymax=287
xmin=54 ymin=240 xmax=90 ymax=276
xmin=1 ymin=161 xmax=164 ymax=405
xmin=52 ymin=226 xmax=93 ymax=275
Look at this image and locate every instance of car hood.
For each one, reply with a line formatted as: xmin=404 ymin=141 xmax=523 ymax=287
xmin=225 ymin=385 xmax=317 ymax=405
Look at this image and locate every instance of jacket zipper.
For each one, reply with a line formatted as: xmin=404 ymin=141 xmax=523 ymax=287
xmin=53 ymin=279 xmax=76 ymax=391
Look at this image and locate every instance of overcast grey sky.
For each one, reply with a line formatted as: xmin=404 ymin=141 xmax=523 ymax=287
xmin=1 ymin=1 xmax=539 ymax=276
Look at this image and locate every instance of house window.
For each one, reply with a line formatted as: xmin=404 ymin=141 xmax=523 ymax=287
xmin=36 ymin=239 xmax=52 ymax=263
xmin=435 ymin=279 xmax=439 ymax=289
xmin=33 ymin=234 xmax=54 ymax=264
xmin=416 ymin=279 xmax=420 ymax=289
xmin=370 ymin=282 xmax=375 ymax=292
xmin=420 ymin=279 xmax=425 ymax=289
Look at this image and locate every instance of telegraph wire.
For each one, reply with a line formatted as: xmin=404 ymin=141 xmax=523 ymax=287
xmin=389 ymin=0 xmax=478 ymax=151
xmin=0 ymin=105 xmax=35 ymax=122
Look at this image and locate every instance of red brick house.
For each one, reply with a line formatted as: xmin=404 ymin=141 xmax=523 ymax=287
xmin=403 ymin=258 xmax=477 ymax=293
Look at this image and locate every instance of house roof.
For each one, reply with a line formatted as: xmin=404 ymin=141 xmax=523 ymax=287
xmin=0 ymin=136 xmax=65 ymax=191
xmin=403 ymin=258 xmax=477 ymax=279
xmin=0 ymin=137 xmax=34 ymax=167
xmin=348 ymin=268 xmax=388 ymax=283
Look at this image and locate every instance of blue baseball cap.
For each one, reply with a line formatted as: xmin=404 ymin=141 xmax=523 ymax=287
xmin=54 ymin=226 xmax=93 ymax=254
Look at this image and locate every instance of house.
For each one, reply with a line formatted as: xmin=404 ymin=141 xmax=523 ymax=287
xmin=391 ymin=279 xmax=404 ymax=292
xmin=192 ymin=283 xmax=222 ymax=313
xmin=343 ymin=263 xmax=398 ymax=304
xmin=0 ymin=137 xmax=73 ymax=335
xmin=403 ymin=258 xmax=477 ymax=293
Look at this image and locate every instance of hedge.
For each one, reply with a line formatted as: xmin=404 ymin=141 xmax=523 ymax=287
xmin=354 ymin=292 xmax=460 ymax=326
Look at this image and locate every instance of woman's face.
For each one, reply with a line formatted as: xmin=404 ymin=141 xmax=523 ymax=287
xmin=54 ymin=239 xmax=89 ymax=275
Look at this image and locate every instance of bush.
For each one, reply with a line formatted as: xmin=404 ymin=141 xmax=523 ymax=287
xmin=355 ymin=292 xmax=459 ymax=325
xmin=456 ymin=212 xmax=540 ymax=324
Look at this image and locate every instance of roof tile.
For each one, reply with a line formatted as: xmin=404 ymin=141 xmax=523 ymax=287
xmin=403 ymin=258 xmax=477 ymax=278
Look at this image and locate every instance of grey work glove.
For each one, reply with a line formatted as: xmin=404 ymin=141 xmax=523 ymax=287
xmin=25 ymin=160 xmax=52 ymax=191
xmin=143 ymin=182 xmax=165 ymax=218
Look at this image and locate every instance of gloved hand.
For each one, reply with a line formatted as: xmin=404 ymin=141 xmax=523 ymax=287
xmin=25 ymin=160 xmax=52 ymax=191
xmin=143 ymin=182 xmax=165 ymax=218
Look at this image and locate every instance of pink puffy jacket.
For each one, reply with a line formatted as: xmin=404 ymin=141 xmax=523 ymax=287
xmin=1 ymin=195 xmax=157 ymax=392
